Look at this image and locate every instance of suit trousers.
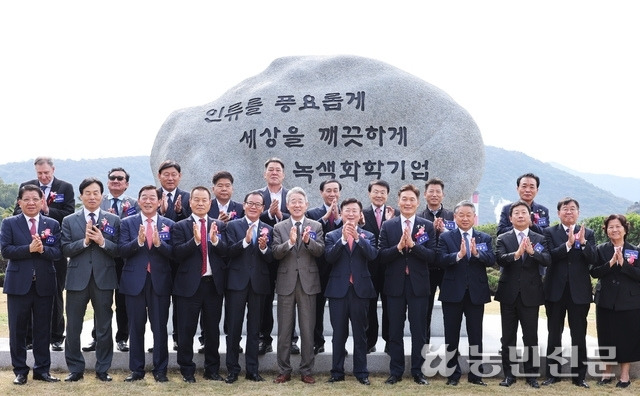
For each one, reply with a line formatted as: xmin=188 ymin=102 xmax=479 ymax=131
xmin=442 ymin=289 xmax=484 ymax=381
xmin=386 ymin=275 xmax=427 ymax=377
xmin=8 ymin=284 xmax=53 ymax=376
xmin=175 ymin=277 xmax=223 ymax=377
xmin=225 ymin=286 xmax=266 ymax=375
xmin=276 ymin=277 xmax=316 ymax=376
xmin=329 ymin=285 xmax=370 ymax=379
xmin=500 ymin=294 xmax=540 ymax=377
xmin=65 ymin=275 xmax=114 ymax=373
xmin=125 ymin=273 xmax=170 ymax=375
xmin=545 ymin=285 xmax=589 ymax=380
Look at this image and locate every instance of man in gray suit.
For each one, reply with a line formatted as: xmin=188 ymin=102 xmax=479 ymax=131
xmin=82 ymin=167 xmax=139 ymax=353
xmin=272 ymin=187 xmax=324 ymax=385
xmin=62 ymin=177 xmax=120 ymax=382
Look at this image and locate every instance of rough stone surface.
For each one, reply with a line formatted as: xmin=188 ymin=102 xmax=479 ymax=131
xmin=151 ymin=55 xmax=483 ymax=208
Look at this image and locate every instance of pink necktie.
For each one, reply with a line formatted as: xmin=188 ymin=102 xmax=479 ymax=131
xmin=375 ymin=207 xmax=382 ymax=229
xmin=200 ymin=218 xmax=207 ymax=275
xmin=29 ymin=218 xmax=37 ymax=235
xmin=405 ymin=219 xmax=411 ymax=274
xmin=146 ymin=218 xmax=153 ymax=272
xmin=348 ymin=235 xmax=354 ymax=283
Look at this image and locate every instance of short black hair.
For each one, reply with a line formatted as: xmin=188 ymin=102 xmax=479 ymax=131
xmin=517 ymin=173 xmax=540 ymax=188
xmin=212 ymin=171 xmax=234 ymax=185
xmin=264 ymin=157 xmax=285 ymax=170
xmin=79 ymin=177 xmax=104 ymax=195
xmin=138 ymin=185 xmax=161 ymax=199
xmin=244 ymin=190 xmax=265 ymax=204
xmin=158 ymin=160 xmax=181 ymax=174
xmin=108 ymin=167 xmax=130 ymax=182
xmin=557 ymin=197 xmax=580 ymax=211
xmin=425 ymin=177 xmax=445 ymax=191
xmin=509 ymin=200 xmax=531 ymax=216
xmin=368 ymin=179 xmax=390 ymax=193
xmin=340 ymin=197 xmax=362 ymax=211
xmin=319 ymin=179 xmax=342 ymax=191
xmin=18 ymin=184 xmax=43 ymax=199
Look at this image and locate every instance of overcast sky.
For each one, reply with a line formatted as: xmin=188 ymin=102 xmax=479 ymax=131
xmin=2 ymin=1 xmax=638 ymax=177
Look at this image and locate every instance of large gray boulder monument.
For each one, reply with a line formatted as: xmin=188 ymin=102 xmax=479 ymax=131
xmin=151 ymin=55 xmax=484 ymax=209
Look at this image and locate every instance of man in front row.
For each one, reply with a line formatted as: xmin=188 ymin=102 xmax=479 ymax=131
xmin=223 ymin=191 xmax=274 ymax=383
xmin=172 ymin=186 xmax=227 ymax=383
xmin=2 ymin=184 xmax=62 ymax=385
xmin=118 ymin=186 xmax=175 ymax=382
xmin=495 ymin=200 xmax=551 ymax=388
xmin=379 ymin=184 xmax=436 ymax=385
xmin=62 ymin=178 xmax=120 ymax=382
xmin=272 ymin=187 xmax=324 ymax=384
xmin=437 ymin=200 xmax=494 ymax=387
xmin=324 ymin=198 xmax=377 ymax=386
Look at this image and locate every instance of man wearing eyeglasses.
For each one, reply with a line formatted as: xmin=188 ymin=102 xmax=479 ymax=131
xmin=80 ymin=168 xmax=140 ymax=353
xmin=13 ymin=156 xmax=75 ymax=353
xmin=223 ymin=191 xmax=274 ymax=383
xmin=541 ymin=198 xmax=596 ymax=388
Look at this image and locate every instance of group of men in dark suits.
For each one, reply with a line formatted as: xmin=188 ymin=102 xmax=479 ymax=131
xmin=2 ymin=158 xmax=600 ymax=388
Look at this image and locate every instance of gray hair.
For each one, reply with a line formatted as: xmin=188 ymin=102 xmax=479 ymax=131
xmin=286 ymin=187 xmax=308 ymax=204
xmin=34 ymin=156 xmax=54 ymax=167
xmin=453 ymin=200 xmax=476 ymax=214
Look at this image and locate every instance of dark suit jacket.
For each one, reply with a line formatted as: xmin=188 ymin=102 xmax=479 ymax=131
xmin=379 ymin=216 xmax=437 ymax=297
xmin=324 ymin=227 xmax=377 ymax=299
xmin=272 ymin=217 xmax=324 ymax=295
xmin=118 ymin=214 xmax=175 ymax=296
xmin=361 ymin=205 xmax=398 ymax=248
xmin=1 ymin=214 xmax=62 ymax=296
xmin=14 ymin=177 xmax=75 ymax=224
xmin=157 ymin=187 xmax=191 ymax=222
xmin=591 ymin=241 xmax=640 ymax=311
xmin=259 ymin=186 xmax=290 ymax=226
xmin=62 ymin=209 xmax=120 ymax=291
xmin=495 ymin=229 xmax=551 ymax=306
xmin=172 ymin=215 xmax=227 ymax=297
xmin=224 ymin=218 xmax=274 ymax=295
xmin=208 ymin=199 xmax=245 ymax=221
xmin=543 ymin=223 xmax=596 ymax=304
xmin=497 ymin=201 xmax=550 ymax=236
xmin=100 ymin=194 xmax=139 ymax=219
xmin=438 ymin=228 xmax=495 ymax=305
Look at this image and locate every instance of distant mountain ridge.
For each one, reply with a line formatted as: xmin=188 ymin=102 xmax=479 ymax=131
xmin=0 ymin=148 xmax=635 ymax=224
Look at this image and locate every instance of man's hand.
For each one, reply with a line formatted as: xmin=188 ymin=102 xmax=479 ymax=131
xmin=30 ymin=234 xmax=44 ymax=253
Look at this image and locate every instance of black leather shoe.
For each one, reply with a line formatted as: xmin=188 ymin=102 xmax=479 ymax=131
xmin=290 ymin=343 xmax=300 ymax=355
xmin=499 ymin=376 xmax=516 ymax=387
xmin=183 ymin=375 xmax=196 ymax=383
xmin=469 ymin=378 xmax=487 ymax=386
xmin=65 ymin=372 xmax=84 ymax=382
xmin=616 ymin=380 xmax=631 ymax=388
xmin=542 ymin=377 xmax=561 ymax=385
xmin=224 ymin=373 xmax=238 ymax=384
xmin=385 ymin=375 xmax=402 ymax=385
xmin=82 ymin=340 xmax=96 ymax=352
xmin=197 ymin=344 xmax=205 ymax=354
xmin=33 ymin=372 xmax=60 ymax=382
xmin=154 ymin=372 xmax=169 ymax=382
xmin=26 ymin=343 xmax=33 ymax=350
xmin=357 ymin=377 xmax=371 ymax=385
xmin=124 ymin=372 xmax=144 ymax=382
xmin=597 ymin=377 xmax=614 ymax=385
xmin=203 ymin=372 xmax=223 ymax=381
xmin=51 ymin=341 xmax=63 ymax=351
xmin=314 ymin=345 xmax=325 ymax=354
xmin=413 ymin=374 xmax=429 ymax=385
xmin=573 ymin=379 xmax=589 ymax=388
xmin=258 ymin=342 xmax=272 ymax=355
xmin=117 ymin=341 xmax=129 ymax=352
xmin=245 ymin=373 xmax=264 ymax=382
xmin=173 ymin=341 xmax=178 ymax=351
xmin=526 ymin=379 xmax=540 ymax=388
xmin=446 ymin=378 xmax=459 ymax=386
xmin=327 ymin=375 xmax=345 ymax=383
xmin=239 ymin=346 xmax=243 ymax=353
xmin=96 ymin=372 xmax=112 ymax=382
xmin=13 ymin=374 xmax=27 ymax=385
